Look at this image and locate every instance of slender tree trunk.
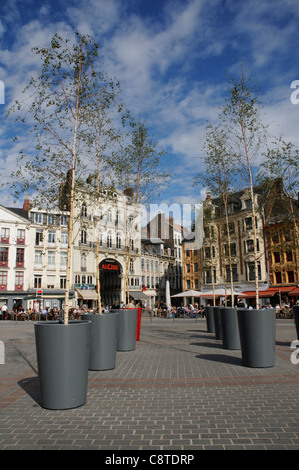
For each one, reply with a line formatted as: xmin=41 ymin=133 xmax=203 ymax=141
xmin=64 ymin=43 xmax=83 ymax=325
xmin=240 ymin=121 xmax=259 ymax=309
xmin=96 ymin=128 xmax=102 ymax=313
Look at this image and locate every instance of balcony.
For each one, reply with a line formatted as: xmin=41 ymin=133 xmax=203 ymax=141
xmin=16 ymin=238 xmax=25 ymax=245
xmin=0 ymin=260 xmax=8 ymax=267
xmin=0 ymin=284 xmax=7 ymax=290
xmin=16 ymin=261 xmax=24 ymax=268
xmin=1 ymin=237 xmax=9 ymax=244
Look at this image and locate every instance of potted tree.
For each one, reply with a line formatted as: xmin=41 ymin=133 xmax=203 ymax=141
xmin=78 ymin=62 xmax=127 ymax=369
xmin=6 ymin=32 xmax=104 ymax=407
xmin=108 ymin=119 xmax=168 ymax=351
xmin=220 ymin=68 xmax=275 ymax=367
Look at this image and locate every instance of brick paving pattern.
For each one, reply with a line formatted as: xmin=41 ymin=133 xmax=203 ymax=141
xmin=0 ymin=317 xmax=298 ymax=450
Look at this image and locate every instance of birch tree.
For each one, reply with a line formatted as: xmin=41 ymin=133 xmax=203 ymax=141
xmin=107 ymin=119 xmax=169 ymax=305
xmin=6 ymin=32 xmax=100 ymax=324
xmin=220 ymin=68 xmax=268 ymax=309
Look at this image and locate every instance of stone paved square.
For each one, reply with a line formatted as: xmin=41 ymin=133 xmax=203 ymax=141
xmin=0 ymin=316 xmax=298 ymax=450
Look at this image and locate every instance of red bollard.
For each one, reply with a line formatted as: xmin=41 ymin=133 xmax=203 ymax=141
xmin=136 ymin=307 xmax=142 ymax=340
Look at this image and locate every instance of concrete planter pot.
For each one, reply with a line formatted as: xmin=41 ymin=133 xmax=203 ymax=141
xmin=34 ymin=320 xmax=91 ymax=410
xmin=237 ymin=308 xmax=276 ymax=368
xmin=82 ymin=312 xmax=118 ymax=371
xmin=205 ymin=306 xmax=215 ymax=333
xmin=293 ymin=305 xmax=299 ymax=340
xmin=219 ymin=307 xmax=241 ymax=350
xmin=213 ymin=306 xmax=222 ymax=340
xmin=113 ymin=308 xmax=138 ymax=351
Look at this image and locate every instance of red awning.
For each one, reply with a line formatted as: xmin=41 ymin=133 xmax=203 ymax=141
xmin=242 ymin=286 xmax=296 ymax=298
xmin=289 ymin=287 xmax=299 ymax=296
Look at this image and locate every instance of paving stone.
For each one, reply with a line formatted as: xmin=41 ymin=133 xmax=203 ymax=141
xmin=0 ymin=318 xmax=298 ymax=450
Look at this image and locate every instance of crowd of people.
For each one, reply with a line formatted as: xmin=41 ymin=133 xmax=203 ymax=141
xmin=152 ymin=302 xmax=205 ymax=318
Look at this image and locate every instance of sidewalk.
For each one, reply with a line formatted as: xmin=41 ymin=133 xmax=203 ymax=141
xmin=0 ymin=317 xmax=298 ymax=450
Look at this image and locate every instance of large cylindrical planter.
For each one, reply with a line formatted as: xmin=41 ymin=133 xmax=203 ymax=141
xmin=213 ymin=306 xmax=222 ymax=340
xmin=82 ymin=312 xmax=118 ymax=371
xmin=237 ymin=308 xmax=276 ymax=368
xmin=293 ymin=305 xmax=299 ymax=340
xmin=114 ymin=308 xmax=138 ymax=351
xmin=34 ymin=320 xmax=91 ymax=410
xmin=205 ymin=306 xmax=215 ymax=333
xmin=219 ymin=307 xmax=241 ymax=350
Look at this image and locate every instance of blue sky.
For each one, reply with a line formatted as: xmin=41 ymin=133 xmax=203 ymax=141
xmin=0 ymin=0 xmax=299 ymax=221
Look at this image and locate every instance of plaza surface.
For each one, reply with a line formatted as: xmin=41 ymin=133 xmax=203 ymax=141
xmin=0 ymin=316 xmax=298 ymax=451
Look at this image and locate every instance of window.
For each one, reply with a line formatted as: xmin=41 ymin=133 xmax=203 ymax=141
xmin=226 ymin=264 xmax=238 ymax=282
xmin=116 ymin=233 xmax=121 ymax=249
xmin=60 ymin=277 xmax=66 ymax=289
xmin=147 ymin=276 xmax=150 ymax=288
xmin=107 ymin=209 xmax=112 ymax=223
xmin=245 ymin=199 xmax=252 ymax=209
xmin=129 ymin=260 xmax=134 ymax=273
xmin=287 ymin=271 xmax=295 ymax=283
xmin=61 ymin=232 xmax=68 ymax=247
xmin=34 ymin=213 xmax=42 ymax=224
xmin=48 ymin=214 xmax=55 ymax=225
xmin=99 ymin=231 xmax=103 ymax=247
xmin=15 ymin=271 xmax=24 ymax=287
xmin=146 ymin=259 xmax=150 ymax=271
xmin=0 ymin=271 xmax=7 ymax=287
xmin=245 ymin=262 xmax=261 ymax=281
xmin=187 ymin=279 xmax=191 ymax=289
xmin=81 ymin=254 xmax=86 ymax=271
xmin=47 ymin=275 xmax=55 ymax=288
xmin=81 ymin=203 xmax=87 ymax=217
xmin=48 ymin=251 xmax=55 ymax=266
xmin=34 ymin=275 xmax=42 ymax=288
xmin=35 ymin=230 xmax=43 ymax=246
xmin=204 ymin=247 xmax=211 ymax=259
xmin=34 ymin=250 xmax=42 ymax=266
xmin=286 ymin=251 xmax=293 ymax=262
xmin=275 ymin=272 xmax=282 ymax=284
xmin=60 ymin=215 xmax=68 ymax=226
xmin=195 ymin=279 xmax=199 ymax=289
xmin=60 ymin=252 xmax=67 ymax=268
xmin=75 ymin=275 xmax=80 ymax=284
xmin=87 ymin=275 xmax=93 ymax=284
xmin=0 ymin=247 xmax=8 ymax=262
xmin=194 ymin=262 xmax=198 ymax=272
xmin=48 ymin=231 xmax=56 ymax=245
xmin=225 ymin=243 xmax=236 ymax=256
xmin=81 ymin=230 xmax=87 ymax=244
xmin=244 ymin=217 xmax=253 ymax=231
xmin=273 ymin=252 xmax=280 ymax=263
xmin=107 ymin=232 xmax=112 ymax=248
xmin=186 ymin=264 xmax=191 ymax=273
xmin=16 ymin=248 xmax=24 ymax=265
xmin=17 ymin=229 xmax=25 ymax=244
xmin=246 ymin=239 xmax=255 ymax=253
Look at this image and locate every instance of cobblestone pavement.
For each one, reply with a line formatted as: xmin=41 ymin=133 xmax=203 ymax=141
xmin=0 ymin=316 xmax=298 ymax=451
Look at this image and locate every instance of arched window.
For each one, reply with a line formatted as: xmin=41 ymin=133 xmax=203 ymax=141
xmin=75 ymin=275 xmax=80 ymax=283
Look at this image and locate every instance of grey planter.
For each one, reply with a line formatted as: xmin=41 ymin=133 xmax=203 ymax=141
xmin=237 ymin=308 xmax=276 ymax=368
xmin=205 ymin=306 xmax=215 ymax=333
xmin=113 ymin=308 xmax=138 ymax=351
xmin=213 ymin=306 xmax=222 ymax=340
xmin=219 ymin=307 xmax=241 ymax=350
xmin=82 ymin=312 xmax=118 ymax=371
xmin=34 ymin=320 xmax=91 ymax=410
xmin=293 ymin=305 xmax=299 ymax=340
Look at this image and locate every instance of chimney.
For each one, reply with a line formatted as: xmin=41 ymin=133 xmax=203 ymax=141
xmin=23 ymin=194 xmax=30 ymax=211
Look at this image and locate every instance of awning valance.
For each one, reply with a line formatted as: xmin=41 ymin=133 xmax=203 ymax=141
xmin=129 ymin=290 xmax=148 ymax=300
xmin=76 ymin=289 xmax=98 ymax=300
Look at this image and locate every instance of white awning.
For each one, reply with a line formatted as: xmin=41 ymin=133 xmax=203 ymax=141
xmin=76 ymin=289 xmax=98 ymax=300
